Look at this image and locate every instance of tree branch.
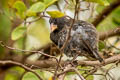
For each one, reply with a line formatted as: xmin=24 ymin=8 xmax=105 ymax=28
xmin=1 ymin=40 xmax=120 ymax=68
xmin=99 ymin=27 xmax=120 ymax=40
xmin=0 ymin=41 xmax=58 ymax=63
xmin=23 ymin=54 xmax=120 ymax=68
xmin=0 ymin=60 xmax=43 ymax=80
xmin=0 ymin=54 xmax=120 ymax=80
xmin=92 ymin=0 xmax=120 ymax=27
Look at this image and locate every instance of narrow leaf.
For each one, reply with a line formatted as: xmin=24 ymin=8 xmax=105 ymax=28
xmin=85 ymin=0 xmax=110 ymax=6
xmin=47 ymin=11 xmax=64 ymax=18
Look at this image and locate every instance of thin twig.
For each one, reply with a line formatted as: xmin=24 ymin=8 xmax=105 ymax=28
xmin=99 ymin=27 xmax=120 ymax=40
xmin=26 ymin=15 xmax=49 ymax=24
xmin=53 ymin=1 xmax=80 ymax=79
xmin=57 ymin=67 xmax=86 ymax=80
xmin=60 ymin=0 xmax=79 ymax=51
xmin=107 ymin=39 xmax=120 ymax=50
xmin=53 ymin=53 xmax=63 ymax=80
xmin=84 ymin=66 xmax=98 ymax=78
xmin=73 ymin=67 xmax=86 ymax=80
xmin=0 ymin=41 xmax=59 ymax=63
xmin=25 ymin=54 xmax=120 ymax=67
xmin=0 ymin=60 xmax=43 ymax=80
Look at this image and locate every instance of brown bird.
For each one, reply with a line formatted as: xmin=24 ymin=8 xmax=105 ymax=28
xmin=49 ymin=16 xmax=104 ymax=62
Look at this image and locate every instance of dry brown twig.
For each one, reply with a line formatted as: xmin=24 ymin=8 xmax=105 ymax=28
xmin=22 ymin=54 xmax=120 ymax=68
xmin=106 ymin=38 xmax=120 ymax=50
xmin=57 ymin=64 xmax=86 ymax=80
xmin=99 ymin=27 xmax=120 ymax=40
xmin=1 ymin=40 xmax=120 ymax=80
xmin=1 ymin=40 xmax=120 ymax=67
xmin=84 ymin=66 xmax=98 ymax=78
xmin=1 ymin=1 xmax=120 ymax=80
xmin=26 ymin=15 xmax=49 ymax=24
xmin=0 ymin=60 xmax=43 ymax=80
xmin=53 ymin=0 xmax=82 ymax=80
xmin=0 ymin=41 xmax=57 ymax=60
xmin=0 ymin=41 xmax=59 ymax=63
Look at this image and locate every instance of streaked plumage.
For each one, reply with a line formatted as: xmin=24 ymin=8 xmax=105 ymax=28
xmin=49 ymin=17 xmax=103 ymax=62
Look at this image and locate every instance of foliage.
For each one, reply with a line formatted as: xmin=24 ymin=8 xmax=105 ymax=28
xmin=85 ymin=0 xmax=110 ymax=6
xmin=13 ymin=1 xmax=27 ymax=18
xmin=0 ymin=0 xmax=120 ymax=80
xmin=26 ymin=2 xmax=46 ymax=16
xmin=47 ymin=11 xmax=65 ymax=18
xmin=11 ymin=25 xmax=26 ymax=40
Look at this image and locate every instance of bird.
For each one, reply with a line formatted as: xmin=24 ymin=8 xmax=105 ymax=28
xmin=49 ymin=16 xmax=104 ymax=62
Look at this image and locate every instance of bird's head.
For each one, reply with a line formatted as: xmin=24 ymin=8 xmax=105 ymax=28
xmin=49 ymin=17 xmax=69 ymax=32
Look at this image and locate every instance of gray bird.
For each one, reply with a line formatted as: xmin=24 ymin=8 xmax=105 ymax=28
xmin=49 ymin=16 xmax=104 ymax=62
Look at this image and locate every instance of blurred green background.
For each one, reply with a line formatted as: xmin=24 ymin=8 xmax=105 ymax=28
xmin=0 ymin=0 xmax=120 ymax=80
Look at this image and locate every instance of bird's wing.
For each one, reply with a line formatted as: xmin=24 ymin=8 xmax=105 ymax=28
xmin=82 ymin=38 xmax=103 ymax=62
xmin=72 ymin=21 xmax=103 ymax=62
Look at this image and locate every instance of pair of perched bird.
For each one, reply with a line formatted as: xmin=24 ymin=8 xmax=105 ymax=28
xmin=49 ymin=16 xmax=104 ymax=62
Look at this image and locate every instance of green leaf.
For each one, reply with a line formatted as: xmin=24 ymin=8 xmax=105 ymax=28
xmin=5 ymin=66 xmax=25 ymax=80
xmin=5 ymin=73 xmax=18 ymax=80
xmin=26 ymin=11 xmax=37 ymax=17
xmin=13 ymin=1 xmax=27 ymax=18
xmin=26 ymin=2 xmax=45 ymax=16
xmin=11 ymin=26 xmax=27 ymax=40
xmin=85 ymin=0 xmax=110 ymax=6
xmin=86 ymin=75 xmax=94 ymax=80
xmin=44 ymin=0 xmax=57 ymax=8
xmin=29 ymin=2 xmax=45 ymax=12
xmin=22 ymin=70 xmax=44 ymax=80
xmin=99 ymin=41 xmax=105 ymax=51
xmin=13 ymin=37 xmax=26 ymax=54
xmin=47 ymin=11 xmax=64 ymax=18
xmin=22 ymin=72 xmax=39 ymax=80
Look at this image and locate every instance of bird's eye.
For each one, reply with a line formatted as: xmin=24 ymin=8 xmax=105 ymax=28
xmin=49 ymin=18 xmax=52 ymax=24
xmin=53 ymin=19 xmax=57 ymax=24
xmin=49 ymin=18 xmax=57 ymax=25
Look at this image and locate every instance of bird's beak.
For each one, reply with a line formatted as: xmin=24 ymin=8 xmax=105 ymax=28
xmin=50 ymin=23 xmax=58 ymax=32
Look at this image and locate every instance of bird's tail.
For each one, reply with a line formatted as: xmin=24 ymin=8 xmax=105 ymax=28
xmin=82 ymin=39 xmax=104 ymax=63
xmin=92 ymin=50 xmax=104 ymax=62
